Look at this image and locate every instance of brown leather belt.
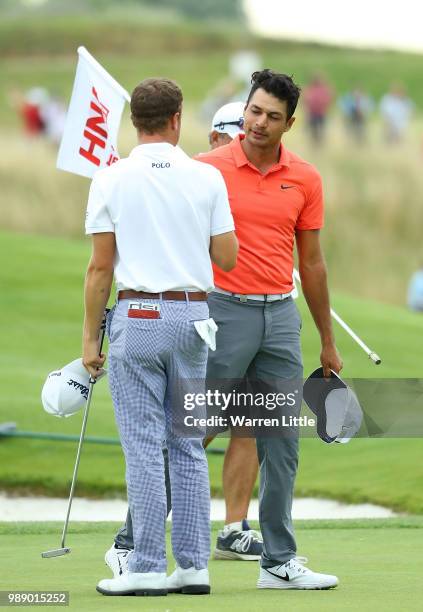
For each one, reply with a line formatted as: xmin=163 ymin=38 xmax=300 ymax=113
xmin=118 ymin=290 xmax=207 ymax=302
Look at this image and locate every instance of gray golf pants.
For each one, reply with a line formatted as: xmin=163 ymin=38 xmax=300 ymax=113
xmin=114 ymin=292 xmax=302 ymax=567
xmin=206 ymin=292 xmax=302 ymax=567
xmin=108 ymin=298 xmax=211 ymax=573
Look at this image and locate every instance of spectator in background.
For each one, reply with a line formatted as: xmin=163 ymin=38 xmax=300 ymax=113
xmin=407 ymin=265 xmax=423 ymax=312
xmin=380 ymin=83 xmax=413 ymax=143
xmin=10 ymin=87 xmax=66 ymax=146
xmin=303 ymin=74 xmax=333 ymax=146
xmin=19 ymin=88 xmax=48 ymax=138
xmin=339 ymin=87 xmax=374 ymax=144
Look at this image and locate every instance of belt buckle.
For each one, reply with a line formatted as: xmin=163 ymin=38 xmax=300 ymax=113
xmin=239 ymin=295 xmax=248 ymax=303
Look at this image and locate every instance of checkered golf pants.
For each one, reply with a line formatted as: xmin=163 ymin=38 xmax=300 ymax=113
xmin=107 ymin=298 xmax=211 ymax=573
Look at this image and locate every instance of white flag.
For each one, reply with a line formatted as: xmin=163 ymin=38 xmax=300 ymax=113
xmin=57 ymin=46 xmax=130 ymax=179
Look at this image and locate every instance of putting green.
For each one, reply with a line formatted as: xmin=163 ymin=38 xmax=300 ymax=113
xmin=0 ymin=519 xmax=422 ymax=611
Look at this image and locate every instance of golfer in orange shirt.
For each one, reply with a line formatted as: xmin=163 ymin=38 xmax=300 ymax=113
xmin=197 ymin=69 xmax=343 ymax=590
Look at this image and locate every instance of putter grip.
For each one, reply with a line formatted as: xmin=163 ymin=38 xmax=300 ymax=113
xmin=88 ymin=309 xmax=110 ymax=384
xmin=98 ymin=308 xmax=110 ymax=355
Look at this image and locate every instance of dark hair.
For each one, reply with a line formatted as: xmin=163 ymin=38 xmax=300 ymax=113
xmin=246 ymin=69 xmax=301 ymax=119
xmin=130 ymin=78 xmax=183 ymax=134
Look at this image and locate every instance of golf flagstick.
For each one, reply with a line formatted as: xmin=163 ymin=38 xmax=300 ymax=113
xmin=41 ymin=309 xmax=109 ymax=558
xmin=293 ymin=269 xmax=381 ymax=365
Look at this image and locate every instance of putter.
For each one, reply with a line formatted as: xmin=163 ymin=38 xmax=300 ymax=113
xmin=41 ymin=309 xmax=109 ymax=558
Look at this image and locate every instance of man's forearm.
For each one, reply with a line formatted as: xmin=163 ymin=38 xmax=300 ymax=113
xmin=299 ymin=260 xmax=335 ymax=346
xmin=83 ymin=266 xmax=113 ymax=344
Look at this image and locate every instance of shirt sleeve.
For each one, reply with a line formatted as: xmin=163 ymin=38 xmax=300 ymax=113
xmin=85 ymin=173 xmax=114 ymax=235
xmin=296 ymin=169 xmax=324 ymax=230
xmin=210 ymin=169 xmax=235 ymax=236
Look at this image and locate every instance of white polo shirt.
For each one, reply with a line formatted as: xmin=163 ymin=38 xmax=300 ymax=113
xmin=85 ymin=142 xmax=234 ymax=292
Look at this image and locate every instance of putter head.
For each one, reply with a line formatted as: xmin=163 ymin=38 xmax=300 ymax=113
xmin=41 ymin=547 xmax=70 ymax=558
xmin=0 ymin=422 xmax=17 ymax=435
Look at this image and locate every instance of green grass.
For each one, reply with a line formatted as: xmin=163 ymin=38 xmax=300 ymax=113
xmin=0 ymin=520 xmax=422 ymax=611
xmin=0 ymin=231 xmax=422 ymax=512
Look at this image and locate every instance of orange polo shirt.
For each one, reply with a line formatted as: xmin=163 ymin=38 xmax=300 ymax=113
xmin=196 ymin=135 xmax=324 ymax=294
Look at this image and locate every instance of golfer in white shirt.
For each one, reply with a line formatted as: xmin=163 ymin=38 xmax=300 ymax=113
xmin=82 ymin=77 xmax=238 ymax=597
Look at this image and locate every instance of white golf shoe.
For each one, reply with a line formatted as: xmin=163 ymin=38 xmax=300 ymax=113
xmin=166 ymin=566 xmax=210 ymax=595
xmin=257 ymin=557 xmax=339 ymax=590
xmin=104 ymin=544 xmax=131 ymax=578
xmin=97 ymin=571 xmax=167 ymax=596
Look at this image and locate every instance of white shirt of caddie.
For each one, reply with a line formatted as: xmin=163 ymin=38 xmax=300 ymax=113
xmin=85 ymin=143 xmax=234 ymax=292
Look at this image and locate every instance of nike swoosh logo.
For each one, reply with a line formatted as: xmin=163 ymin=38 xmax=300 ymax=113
xmin=265 ymin=569 xmax=290 ymax=582
xmin=281 ymin=185 xmax=295 ymax=190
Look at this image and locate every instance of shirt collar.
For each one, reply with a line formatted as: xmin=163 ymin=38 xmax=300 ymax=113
xmin=230 ymin=134 xmax=291 ymax=171
xmin=129 ymin=142 xmax=179 ymax=157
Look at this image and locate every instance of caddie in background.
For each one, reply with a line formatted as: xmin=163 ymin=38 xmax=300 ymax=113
xmin=196 ymin=69 xmax=343 ymax=590
xmin=106 ymin=101 xmax=266 ymax=578
xmin=82 ymin=77 xmax=238 ymax=596
xmin=209 ymin=101 xmax=245 ymax=149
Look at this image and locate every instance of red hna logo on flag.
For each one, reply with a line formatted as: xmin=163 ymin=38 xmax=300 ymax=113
xmin=106 ymin=146 xmax=119 ymax=167
xmin=79 ymin=87 xmax=110 ymax=166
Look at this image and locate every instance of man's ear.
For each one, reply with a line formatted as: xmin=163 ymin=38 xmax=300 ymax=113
xmin=285 ymin=116 xmax=296 ymax=133
xmin=171 ymin=111 xmax=181 ymax=132
xmin=209 ymin=130 xmax=220 ymax=148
